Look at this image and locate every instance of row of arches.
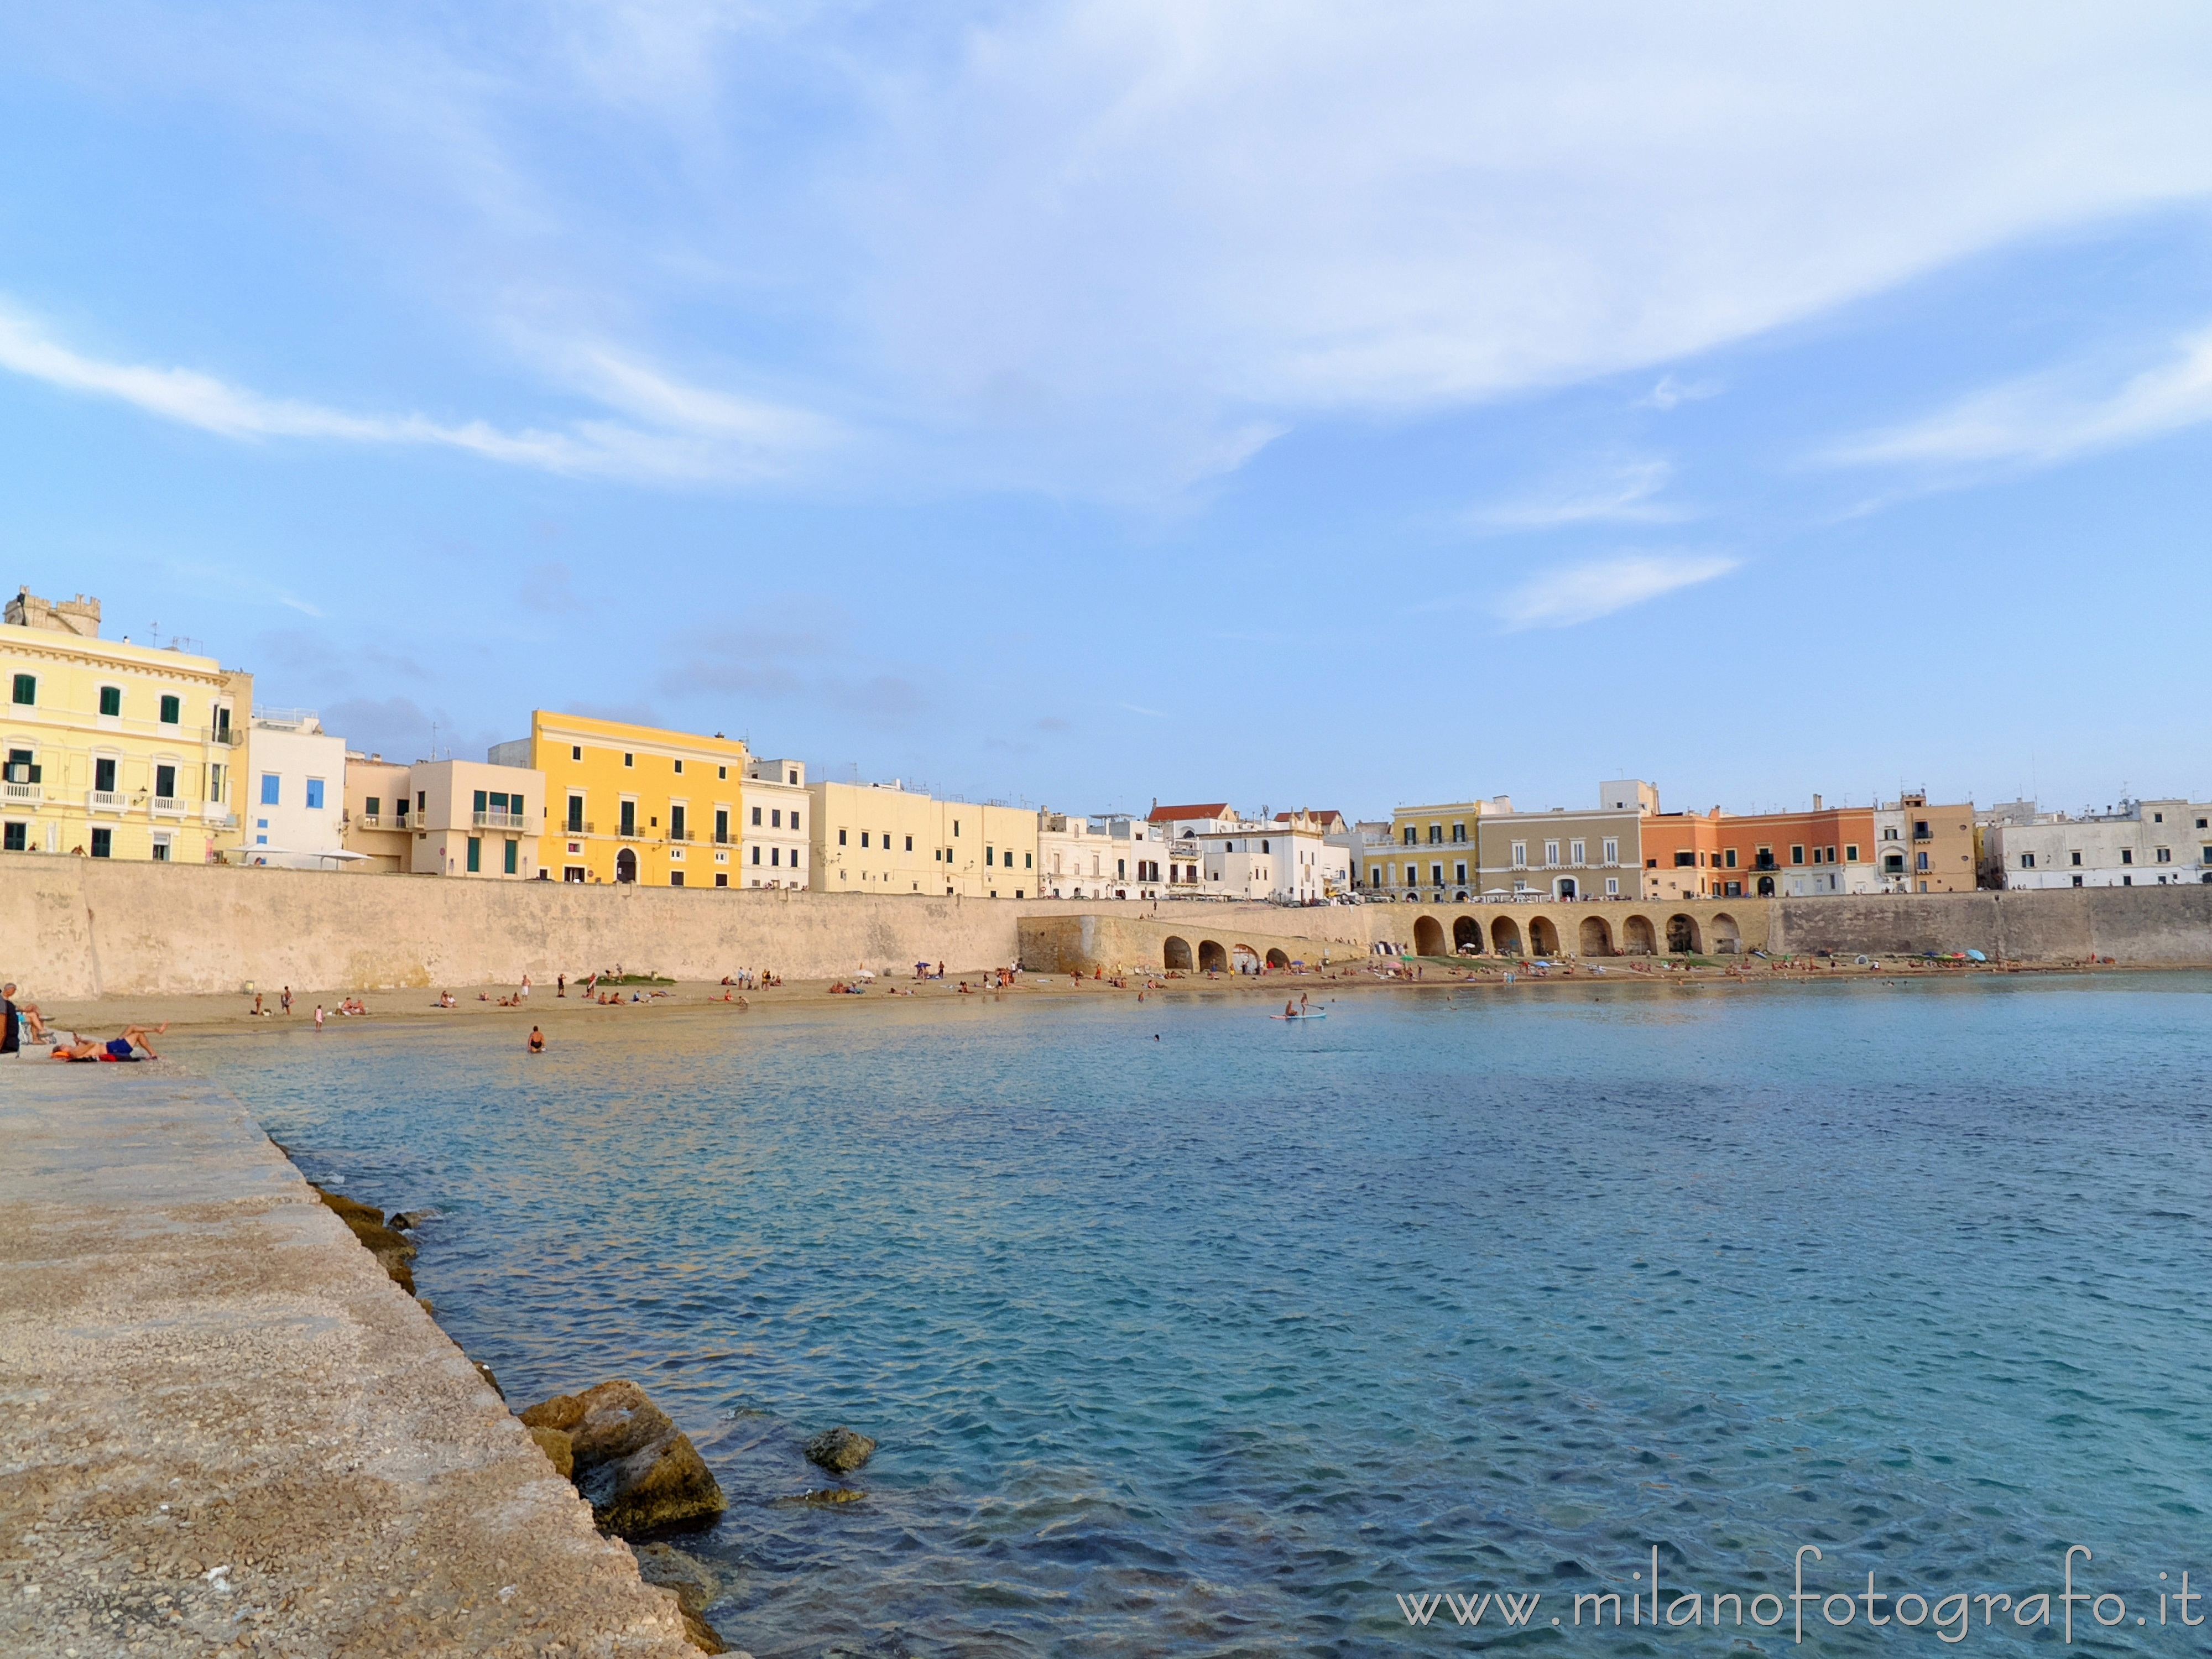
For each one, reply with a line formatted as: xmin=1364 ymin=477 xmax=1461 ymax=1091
xmin=1161 ymin=938 xmax=1305 ymax=973
xmin=1407 ymin=910 xmax=1741 ymax=959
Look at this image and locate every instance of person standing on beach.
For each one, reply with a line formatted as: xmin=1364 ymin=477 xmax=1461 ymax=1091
xmin=521 ymin=973 xmax=531 ymax=1000
xmin=556 ymin=973 xmax=566 ymax=998
xmin=281 ymin=985 xmax=293 ymax=1016
xmin=314 ymin=1004 xmax=326 ymax=1031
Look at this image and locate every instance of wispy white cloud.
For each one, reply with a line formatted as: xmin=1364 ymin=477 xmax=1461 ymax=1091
xmin=1496 ymin=551 xmax=1738 ymax=630
xmin=1639 ymin=374 xmax=1722 ymax=411
xmin=1470 ymin=460 xmax=1684 ymax=530
xmin=1824 ymin=327 xmax=2212 ymax=469
xmin=0 ymin=302 xmax=833 ymax=483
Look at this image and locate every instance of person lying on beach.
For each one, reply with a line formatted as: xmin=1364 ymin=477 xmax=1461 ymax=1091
xmin=52 ymin=1023 xmax=168 ymax=1062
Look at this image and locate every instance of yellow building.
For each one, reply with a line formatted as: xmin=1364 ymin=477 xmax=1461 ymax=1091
xmin=2 ymin=587 xmax=251 ymax=864
xmin=809 ymin=779 xmax=1040 ymax=898
xmin=497 ymin=710 xmax=750 ymax=887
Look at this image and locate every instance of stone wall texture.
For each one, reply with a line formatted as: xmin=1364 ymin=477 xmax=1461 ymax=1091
xmin=7 ymin=857 xmax=2211 ymax=998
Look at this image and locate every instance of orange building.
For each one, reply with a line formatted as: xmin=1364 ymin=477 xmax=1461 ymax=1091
xmin=1640 ymin=797 xmax=1879 ymax=899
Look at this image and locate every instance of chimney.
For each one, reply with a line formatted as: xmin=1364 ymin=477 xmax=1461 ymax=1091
xmin=1812 ymin=793 xmax=1823 ymax=811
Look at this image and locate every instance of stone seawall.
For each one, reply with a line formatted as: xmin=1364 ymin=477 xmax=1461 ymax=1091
xmin=8 ymin=857 xmax=2211 ymax=998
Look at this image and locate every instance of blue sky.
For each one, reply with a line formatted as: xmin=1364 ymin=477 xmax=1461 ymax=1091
xmin=4 ymin=3 xmax=2211 ymax=820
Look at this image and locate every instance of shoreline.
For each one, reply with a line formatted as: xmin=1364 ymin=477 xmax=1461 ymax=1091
xmin=10 ymin=952 xmax=2154 ymax=1047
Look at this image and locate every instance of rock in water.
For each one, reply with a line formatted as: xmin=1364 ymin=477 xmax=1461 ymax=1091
xmin=804 ymin=1426 xmax=877 ymax=1473
xmin=310 ymin=1184 xmax=419 ymax=1293
xmin=519 ymin=1380 xmax=726 ymax=1535
xmin=526 ymin=1425 xmax=576 ymax=1480
xmin=634 ymin=1543 xmax=728 ymax=1653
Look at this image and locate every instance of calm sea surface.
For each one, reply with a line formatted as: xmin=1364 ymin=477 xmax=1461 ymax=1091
xmin=186 ymin=975 xmax=2212 ymax=1655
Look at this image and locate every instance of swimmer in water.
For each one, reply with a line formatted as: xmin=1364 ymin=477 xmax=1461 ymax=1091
xmin=528 ymin=1026 xmax=545 ymax=1053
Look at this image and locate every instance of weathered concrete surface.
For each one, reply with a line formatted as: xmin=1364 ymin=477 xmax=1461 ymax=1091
xmin=0 ymin=1062 xmax=697 ymax=1659
xmin=1770 ymin=885 xmax=2212 ymax=963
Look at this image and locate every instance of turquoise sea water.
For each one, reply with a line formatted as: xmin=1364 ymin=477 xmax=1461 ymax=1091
xmin=189 ymin=975 xmax=2212 ymax=1655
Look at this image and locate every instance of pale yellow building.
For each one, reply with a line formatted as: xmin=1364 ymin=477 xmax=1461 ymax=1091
xmin=495 ymin=711 xmax=750 ymax=887
xmin=809 ymin=779 xmax=1040 ymax=898
xmin=1 ymin=587 xmax=250 ymax=864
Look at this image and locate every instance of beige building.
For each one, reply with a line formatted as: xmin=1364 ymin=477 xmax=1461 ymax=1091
xmin=2 ymin=586 xmax=249 ymax=865
xmin=741 ymin=757 xmax=810 ymax=888
xmin=342 ymin=753 xmax=416 ymax=873
xmin=1475 ymin=790 xmax=1653 ymax=901
xmin=1872 ymin=791 xmax=1977 ymax=893
xmin=810 ymin=779 xmax=1040 ymax=898
xmin=404 ymin=759 xmax=546 ymax=879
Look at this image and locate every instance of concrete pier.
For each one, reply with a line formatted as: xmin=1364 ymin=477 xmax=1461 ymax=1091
xmin=0 ymin=1063 xmax=697 ymax=1658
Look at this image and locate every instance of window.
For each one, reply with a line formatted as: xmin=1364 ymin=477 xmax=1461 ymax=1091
xmin=751 ymin=806 xmax=763 ymax=826
xmin=953 ymin=820 xmax=960 ymax=836
xmin=572 ymin=745 xmax=582 ymax=761
xmin=861 ymin=831 xmax=870 ymax=847
xmin=2021 ymin=852 xmax=2037 ymax=868
xmin=253 ymin=773 xmax=278 ymax=806
xmin=504 ymin=839 xmax=518 ymax=875
xmin=674 ymin=759 xmax=684 ymax=775
xmin=985 ymin=846 xmax=995 ymax=866
xmin=905 ymin=835 xmax=914 ymax=851
xmin=2121 ymin=848 xmax=2134 ymax=865
xmin=2157 ymin=847 xmax=2172 ymax=863
xmin=567 ymin=795 xmax=585 ymax=833
xmin=1846 ymin=843 xmax=1860 ymax=862
xmin=670 ymin=804 xmax=687 ymax=841
xmin=208 ymin=763 xmax=222 ymax=802
xmin=1428 ymin=823 xmax=1441 ymax=844
xmin=1431 ymin=863 xmax=1443 ymax=885
xmin=2073 ymin=874 xmax=2084 ymax=887
xmin=417 ymin=791 xmax=426 ymax=812
xmin=99 ymin=686 xmax=122 ymax=717
xmin=3 ymin=822 xmax=24 ymax=852
xmin=1511 ymin=841 xmax=1527 ymax=867
xmin=623 ymin=752 xmax=634 ymax=768
xmin=1569 ymin=839 xmax=1584 ymax=864
xmin=838 ymin=828 xmax=848 ymax=846
xmin=2154 ymin=811 xmax=2164 ymax=823
xmin=91 ymin=827 xmax=112 ymax=858
xmin=467 ymin=837 xmax=481 ymax=873
xmin=715 ymin=808 xmax=729 ymax=844
xmin=1454 ymin=860 xmax=1467 ymax=884
xmin=790 ymin=848 xmax=800 ymax=868
xmin=306 ymin=778 xmax=325 ymax=810
xmin=718 ymin=765 xmax=727 ymax=780
xmin=1261 ymin=839 xmax=1271 ymax=854
xmin=1601 ymin=838 xmax=1618 ymax=864
xmin=771 ymin=847 xmax=780 ymax=865
xmin=1605 ymin=877 xmax=1619 ymax=895
xmin=366 ymin=796 xmax=382 ymax=818
xmin=11 ymin=674 xmax=33 ymax=706
xmin=1791 ymin=844 xmax=1805 ymax=865
xmin=1725 ymin=848 xmax=1738 ymax=868
xmin=619 ymin=800 xmax=637 ymax=837
xmin=159 ymin=695 xmax=180 ymax=725
xmin=771 ymin=808 xmax=781 ymax=828
xmin=1544 ymin=840 xmax=1560 ymax=866
xmin=670 ymin=870 xmax=684 ymax=886
xmin=792 ymin=812 xmax=801 ymax=833
xmin=716 ymin=872 xmax=728 ymax=886
xmin=1916 ymin=851 xmax=1930 ymax=872
xmin=474 ymin=790 xmax=488 ymax=815
xmin=753 ymin=846 xmax=761 ymax=864
xmin=2070 ymin=851 xmax=2083 ymax=865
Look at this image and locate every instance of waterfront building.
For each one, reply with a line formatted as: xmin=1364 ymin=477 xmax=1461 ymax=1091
xmin=404 ymin=758 xmax=546 ymax=879
xmin=1471 ymin=785 xmax=1653 ymax=901
xmin=741 ymin=757 xmax=810 ymax=888
xmin=1146 ymin=802 xmax=1235 ymax=889
xmin=810 ymin=778 xmax=1040 ymax=898
xmin=341 ymin=753 xmax=416 ymax=873
xmin=1980 ymin=797 xmax=2212 ymax=889
xmin=1363 ymin=796 xmax=1511 ymax=900
xmin=1 ymin=587 xmax=249 ymax=865
xmin=239 ymin=709 xmax=352 ymax=869
xmin=1172 ymin=809 xmax=1349 ymax=902
xmin=496 ymin=711 xmax=748 ymax=886
xmin=1871 ymin=791 xmax=1977 ymax=893
xmin=1037 ymin=810 xmax=1122 ymax=899
xmin=1640 ymin=795 xmax=1879 ymax=898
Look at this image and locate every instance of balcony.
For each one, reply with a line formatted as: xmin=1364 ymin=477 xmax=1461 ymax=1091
xmin=204 ymin=724 xmax=243 ymax=747
xmin=88 ymin=789 xmax=127 ymax=813
xmin=355 ymin=812 xmax=381 ymax=829
xmin=472 ymin=810 xmax=534 ymax=831
xmin=151 ymin=795 xmax=185 ymax=817
xmin=203 ymin=804 xmax=234 ymax=826
xmin=666 ymin=828 xmax=695 ymax=843
xmin=2 ymin=779 xmax=40 ymax=807
xmin=562 ymin=820 xmax=594 ymax=836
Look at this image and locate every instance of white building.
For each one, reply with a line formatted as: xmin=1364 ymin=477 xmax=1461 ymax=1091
xmin=1037 ymin=811 xmax=1120 ymax=899
xmin=1182 ymin=810 xmax=1350 ymax=902
xmin=1981 ymin=798 xmax=2212 ymax=889
xmin=241 ymin=710 xmax=350 ymax=869
xmin=742 ymin=757 xmax=810 ymax=888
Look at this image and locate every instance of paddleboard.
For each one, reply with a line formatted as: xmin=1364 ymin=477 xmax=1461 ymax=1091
xmin=1270 ymin=1010 xmax=1328 ymax=1020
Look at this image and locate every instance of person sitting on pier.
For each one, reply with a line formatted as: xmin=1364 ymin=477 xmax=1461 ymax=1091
xmin=52 ymin=1023 xmax=168 ymax=1062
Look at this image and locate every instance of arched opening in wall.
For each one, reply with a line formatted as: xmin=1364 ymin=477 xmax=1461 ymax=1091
xmin=1414 ymin=915 xmax=1446 ymax=957
xmin=1622 ymin=915 xmax=1657 ymax=954
xmin=1556 ymin=877 xmax=1579 ymax=900
xmin=1265 ymin=947 xmax=1291 ymax=969
xmin=1579 ymin=916 xmax=1615 ymax=956
xmin=1453 ymin=915 xmax=1483 ymax=953
xmin=1232 ymin=944 xmax=1261 ymax=974
xmin=1491 ymin=916 xmax=1523 ymax=956
xmin=615 ymin=848 xmax=638 ymax=883
xmin=1454 ymin=889 xmax=1468 ymax=901
xmin=1198 ymin=939 xmax=1228 ymax=972
xmin=1756 ymin=875 xmax=1776 ymax=898
xmin=1528 ymin=916 xmax=1560 ymax=957
xmin=1666 ymin=914 xmax=1701 ymax=954
xmin=1164 ymin=936 xmax=1193 ymax=970
xmin=1710 ymin=912 xmax=1741 ymax=954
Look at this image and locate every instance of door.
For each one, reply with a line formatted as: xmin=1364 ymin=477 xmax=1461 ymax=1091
xmin=616 ymin=848 xmax=638 ymax=883
xmin=95 ymin=757 xmax=118 ymax=793
xmin=155 ymin=764 xmax=176 ymax=800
